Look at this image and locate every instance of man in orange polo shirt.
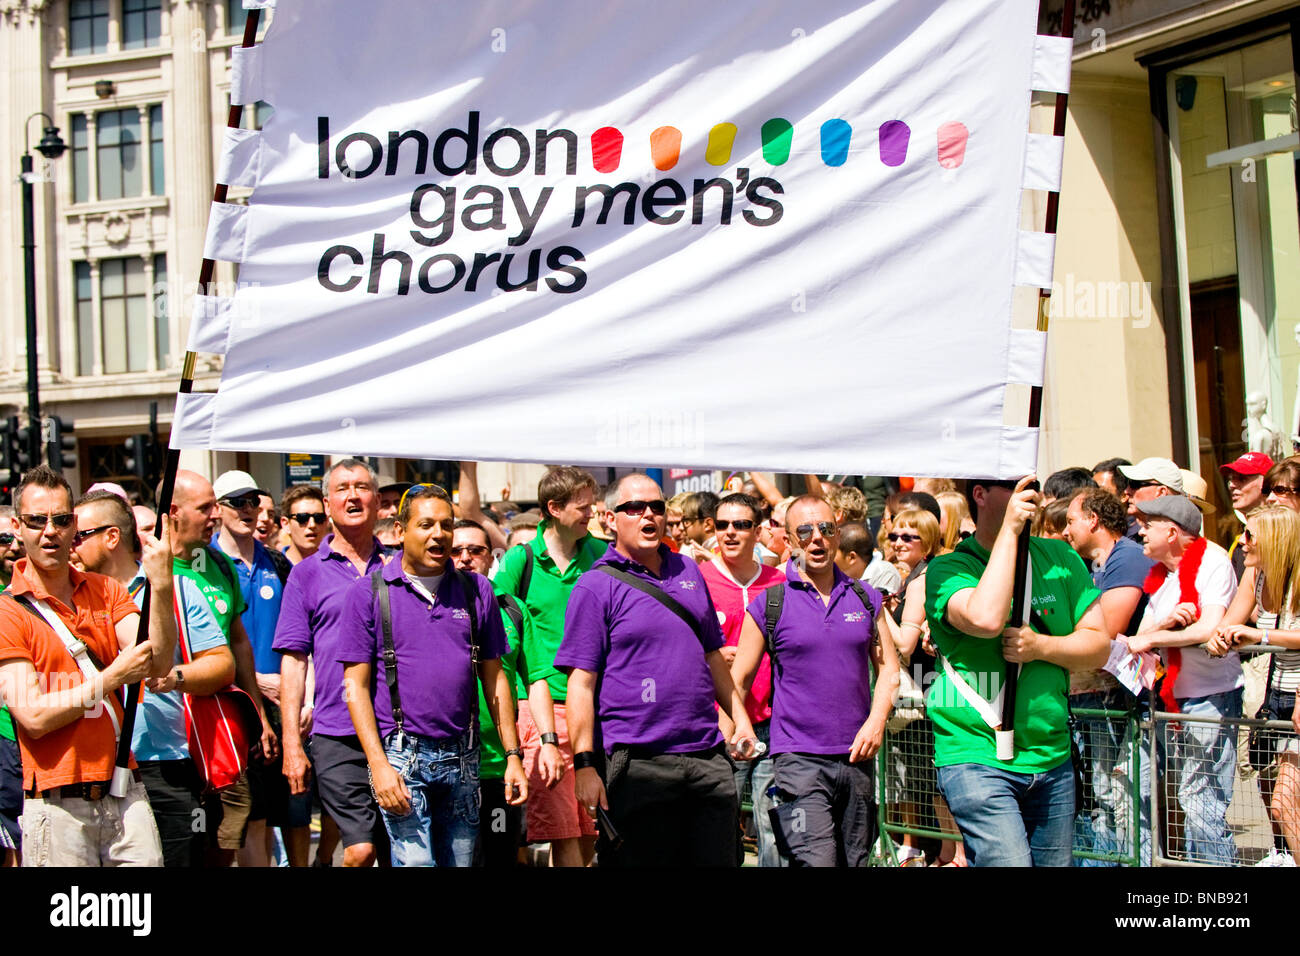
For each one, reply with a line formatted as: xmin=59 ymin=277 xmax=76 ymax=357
xmin=0 ymin=465 xmax=177 ymax=866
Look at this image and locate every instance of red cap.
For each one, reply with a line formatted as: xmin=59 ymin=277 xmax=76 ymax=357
xmin=1219 ymin=452 xmax=1274 ymax=477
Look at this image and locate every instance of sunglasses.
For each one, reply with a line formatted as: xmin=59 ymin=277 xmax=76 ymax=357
xmin=794 ymin=521 xmax=837 ymax=542
xmin=714 ymin=519 xmax=756 ymax=531
xmin=888 ymin=532 xmax=922 ymax=544
xmin=221 ymin=494 xmax=260 ymax=511
xmin=450 ymin=544 xmax=489 ymax=557
xmin=397 ymin=482 xmax=448 ymax=513
xmin=18 ymin=512 xmax=75 ymax=531
xmin=289 ymin=512 xmax=329 ymax=526
xmin=614 ymin=499 xmax=667 ymax=517
xmin=73 ymin=524 xmax=115 ymax=545
xmin=1268 ymin=485 xmax=1299 ymax=497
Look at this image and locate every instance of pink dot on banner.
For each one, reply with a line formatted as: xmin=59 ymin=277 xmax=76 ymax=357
xmin=650 ymin=126 xmax=682 ymax=171
xmin=878 ymin=120 xmax=910 ymax=167
xmin=937 ymin=121 xmax=969 ymax=169
xmin=592 ymin=127 xmax=623 ymax=173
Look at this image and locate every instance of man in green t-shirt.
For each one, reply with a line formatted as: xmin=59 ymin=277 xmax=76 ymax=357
xmin=169 ymin=470 xmax=276 ymax=866
xmin=491 ymin=466 xmax=605 ymax=867
xmin=924 ymin=475 xmax=1108 ymax=866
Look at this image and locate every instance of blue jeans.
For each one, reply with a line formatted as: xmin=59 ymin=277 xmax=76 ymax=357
xmin=1071 ymin=690 xmax=1151 ymax=867
xmin=731 ymin=721 xmax=784 ymax=868
xmin=937 ymin=760 xmax=1075 ymax=866
xmin=1171 ymin=688 xmax=1242 ymax=866
xmin=379 ymin=730 xmax=479 ymax=867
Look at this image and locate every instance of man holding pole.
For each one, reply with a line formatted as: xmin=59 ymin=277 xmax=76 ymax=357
xmin=0 ymin=466 xmax=176 ymax=866
xmin=924 ymin=475 xmax=1109 ymax=866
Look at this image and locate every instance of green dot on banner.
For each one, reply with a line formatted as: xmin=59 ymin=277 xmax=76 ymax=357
xmin=761 ymin=118 xmax=793 ymax=166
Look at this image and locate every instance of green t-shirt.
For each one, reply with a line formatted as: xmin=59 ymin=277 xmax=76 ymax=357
xmin=0 ymin=706 xmax=13 ymax=742
xmin=478 ymin=601 xmax=531 ymax=780
xmin=924 ymin=535 xmax=1100 ymax=774
xmin=173 ymin=546 xmax=245 ymax=639
xmin=492 ymin=521 xmax=607 ymax=701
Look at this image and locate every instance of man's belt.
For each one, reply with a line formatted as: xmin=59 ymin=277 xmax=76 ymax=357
xmin=28 ymin=769 xmax=142 ymax=801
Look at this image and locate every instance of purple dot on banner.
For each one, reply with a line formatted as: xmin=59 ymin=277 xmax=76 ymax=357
xmin=937 ymin=121 xmax=969 ymax=169
xmin=879 ymin=120 xmax=910 ymax=167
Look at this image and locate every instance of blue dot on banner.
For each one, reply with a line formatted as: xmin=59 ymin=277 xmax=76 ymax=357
xmin=820 ymin=119 xmax=852 ymax=167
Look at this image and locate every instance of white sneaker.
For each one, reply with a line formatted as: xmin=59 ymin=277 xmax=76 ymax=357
xmin=1254 ymin=849 xmax=1296 ymax=867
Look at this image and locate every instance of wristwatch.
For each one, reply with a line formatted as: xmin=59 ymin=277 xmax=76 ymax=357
xmin=540 ymin=732 xmax=560 ymax=747
xmin=504 ymin=748 xmax=524 ymax=761
xmin=174 ymin=668 xmax=186 ymax=688
xmin=573 ymin=750 xmax=598 ymax=770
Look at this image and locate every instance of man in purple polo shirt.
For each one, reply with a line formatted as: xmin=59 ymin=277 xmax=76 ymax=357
xmin=732 ymin=494 xmax=900 ymax=866
xmin=557 ymin=473 xmax=758 ymax=867
xmin=273 ymin=458 xmax=388 ymax=867
xmin=338 ymin=484 xmax=526 ymax=866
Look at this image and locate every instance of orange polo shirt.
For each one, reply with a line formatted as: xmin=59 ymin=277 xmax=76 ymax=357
xmin=0 ymin=559 xmax=139 ymax=790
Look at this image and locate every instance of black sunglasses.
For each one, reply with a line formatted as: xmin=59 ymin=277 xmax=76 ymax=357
xmin=289 ymin=512 xmax=329 ymax=526
xmin=73 ymin=524 xmax=115 ymax=545
xmin=614 ymin=499 xmax=667 ymax=517
xmin=794 ymin=521 xmax=837 ymax=542
xmin=888 ymin=532 xmax=922 ymax=543
xmin=18 ymin=512 xmax=75 ymax=531
xmin=714 ymin=519 xmax=756 ymax=531
xmin=450 ymin=544 xmax=489 ymax=557
xmin=221 ymin=494 xmax=260 ymax=511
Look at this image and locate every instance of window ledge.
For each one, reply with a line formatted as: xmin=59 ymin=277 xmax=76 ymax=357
xmin=67 ymin=196 xmax=169 ymax=216
xmin=52 ymin=45 xmax=171 ymax=70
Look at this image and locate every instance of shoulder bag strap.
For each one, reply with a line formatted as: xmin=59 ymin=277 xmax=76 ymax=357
xmin=497 ymin=592 xmax=525 ymax=642
xmin=845 ymin=578 xmax=879 ymax=685
xmin=516 ymin=547 xmax=534 ymax=603
xmin=457 ymin=570 xmax=480 ymax=667
xmin=370 ymin=570 xmax=404 ymax=739
xmin=763 ymin=583 xmax=786 ymax=664
xmin=593 ymin=565 xmax=706 ymax=648
xmin=10 ymin=592 xmax=122 ymax=742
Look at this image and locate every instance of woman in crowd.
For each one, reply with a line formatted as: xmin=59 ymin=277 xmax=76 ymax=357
xmin=936 ymin=490 xmax=973 ymax=553
xmin=1208 ymin=505 xmax=1300 ymax=862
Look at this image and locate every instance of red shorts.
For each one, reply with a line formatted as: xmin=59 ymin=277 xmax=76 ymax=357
xmin=517 ymin=701 xmax=597 ymax=843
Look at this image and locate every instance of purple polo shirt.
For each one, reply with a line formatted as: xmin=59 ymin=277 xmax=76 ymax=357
xmin=335 ymin=560 xmax=507 ymax=740
xmin=555 ymin=544 xmax=725 ymax=754
xmin=746 ymin=561 xmax=882 ymax=756
xmin=271 ymin=534 xmax=386 ymax=737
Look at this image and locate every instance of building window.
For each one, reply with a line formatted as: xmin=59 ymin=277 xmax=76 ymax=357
xmin=71 ymin=105 xmax=164 ymax=203
xmin=76 ymin=255 xmax=167 ymax=376
xmin=96 ymin=110 xmax=142 ymax=200
xmin=150 ymin=104 xmax=165 ymax=194
xmin=122 ymin=0 xmax=163 ymax=50
xmin=69 ymin=0 xmax=109 ymax=56
xmin=232 ymin=96 xmax=273 ymax=131
xmin=227 ymin=0 xmax=248 ymax=36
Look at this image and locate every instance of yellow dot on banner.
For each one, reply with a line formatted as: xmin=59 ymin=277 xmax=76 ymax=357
xmin=706 ymin=123 xmax=738 ymax=166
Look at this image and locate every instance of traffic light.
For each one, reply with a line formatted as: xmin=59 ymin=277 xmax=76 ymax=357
xmin=0 ymin=417 xmax=14 ymax=486
xmin=10 ymin=417 xmax=35 ymax=474
xmin=46 ymin=416 xmax=76 ymax=473
xmin=123 ymin=433 xmax=154 ymax=485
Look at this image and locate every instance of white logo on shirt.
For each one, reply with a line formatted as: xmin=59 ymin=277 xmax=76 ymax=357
xmin=679 ymin=581 xmax=696 ymax=590
xmin=214 ymin=599 xmax=229 ymax=615
xmin=843 ymin=611 xmax=867 ymax=623
xmin=451 ymin=608 xmax=470 ymax=620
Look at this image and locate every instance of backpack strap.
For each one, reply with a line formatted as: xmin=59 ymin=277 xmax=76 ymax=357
xmin=370 ymin=570 xmax=404 ymax=740
xmin=516 ymin=547 xmax=534 ymax=603
xmin=497 ymin=592 xmax=525 ymax=643
xmin=593 ymin=565 xmax=707 ymax=648
xmin=205 ymin=545 xmax=237 ymax=591
xmin=763 ymin=583 xmax=786 ymax=665
xmin=456 ymin=570 xmax=480 ymax=668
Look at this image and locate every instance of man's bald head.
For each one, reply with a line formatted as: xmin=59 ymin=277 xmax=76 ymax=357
xmin=169 ymin=469 xmax=219 ymax=552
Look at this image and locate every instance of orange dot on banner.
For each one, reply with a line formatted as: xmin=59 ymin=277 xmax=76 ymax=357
xmin=650 ymin=126 xmax=682 ymax=171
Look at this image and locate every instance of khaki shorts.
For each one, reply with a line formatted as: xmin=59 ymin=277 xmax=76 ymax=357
xmin=21 ymin=779 xmax=163 ymax=867
xmin=203 ymin=771 xmax=253 ymax=851
xmin=517 ymin=702 xmax=596 ymax=843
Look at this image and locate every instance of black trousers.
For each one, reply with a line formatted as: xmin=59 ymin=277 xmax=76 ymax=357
xmin=138 ymin=759 xmax=205 ymax=868
xmin=600 ymin=745 xmax=739 ymax=867
xmin=475 ymin=778 xmax=523 ymax=868
xmin=770 ymin=753 xmax=876 ymax=867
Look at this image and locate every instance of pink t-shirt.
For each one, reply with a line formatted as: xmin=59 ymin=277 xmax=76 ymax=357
xmin=700 ymin=557 xmax=785 ymax=724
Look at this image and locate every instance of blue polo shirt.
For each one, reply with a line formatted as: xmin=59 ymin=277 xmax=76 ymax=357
xmin=272 ymin=534 xmax=386 ymax=737
xmin=128 ymin=569 xmax=228 ymax=762
xmin=555 ymin=544 xmax=725 ymax=754
xmin=747 ymin=561 xmax=881 ymax=755
xmin=335 ymin=559 xmax=507 ymax=740
xmin=224 ymin=539 xmax=284 ymax=675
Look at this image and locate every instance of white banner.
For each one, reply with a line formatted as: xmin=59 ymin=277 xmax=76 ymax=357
xmin=174 ymin=0 xmax=1061 ymax=479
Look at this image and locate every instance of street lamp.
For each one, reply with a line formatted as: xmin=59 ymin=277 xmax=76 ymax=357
xmin=21 ymin=112 xmax=66 ymax=470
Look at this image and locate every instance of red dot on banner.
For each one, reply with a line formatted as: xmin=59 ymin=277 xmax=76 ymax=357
xmin=592 ymin=126 xmax=623 ymax=173
xmin=650 ymin=126 xmax=682 ymax=171
xmin=937 ymin=121 xmax=969 ymax=169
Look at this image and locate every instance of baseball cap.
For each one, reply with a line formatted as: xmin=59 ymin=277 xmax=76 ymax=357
xmin=1178 ymin=470 xmax=1217 ymax=516
xmin=1219 ymin=452 xmax=1273 ymax=478
xmin=1117 ymin=457 xmax=1184 ymax=493
xmin=1134 ymin=495 xmax=1202 ymax=536
xmin=212 ymin=470 xmax=268 ymax=502
xmin=376 ymin=474 xmax=413 ymax=495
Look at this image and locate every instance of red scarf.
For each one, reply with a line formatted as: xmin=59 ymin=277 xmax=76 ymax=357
xmin=1142 ymin=536 xmax=1208 ymax=713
